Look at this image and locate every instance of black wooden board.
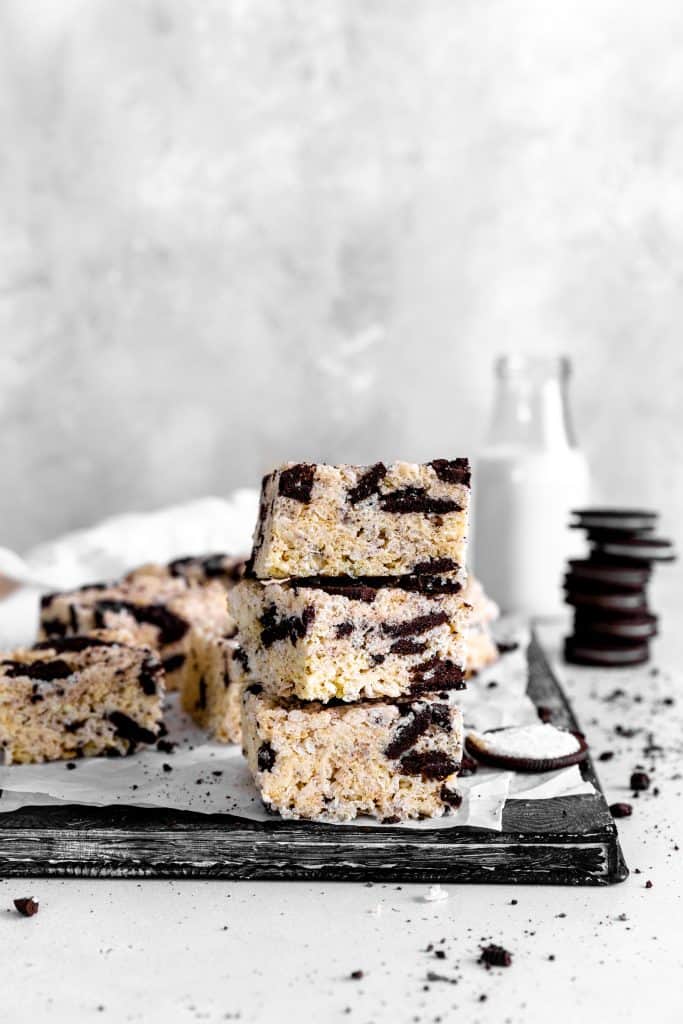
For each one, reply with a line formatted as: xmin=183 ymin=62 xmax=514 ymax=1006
xmin=0 ymin=633 xmax=628 ymax=884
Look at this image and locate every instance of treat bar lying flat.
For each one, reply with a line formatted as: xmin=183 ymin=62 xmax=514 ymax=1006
xmin=39 ymin=575 xmax=233 ymax=690
xmin=249 ymin=460 xmax=470 ymax=580
xmin=181 ymin=630 xmax=247 ymax=744
xmin=127 ymin=553 xmax=246 ymax=589
xmin=0 ymin=631 xmax=164 ymax=764
xmin=242 ymin=687 xmax=464 ymax=822
xmin=230 ymin=577 xmax=468 ymax=703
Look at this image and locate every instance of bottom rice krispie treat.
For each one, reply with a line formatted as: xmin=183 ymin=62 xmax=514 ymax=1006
xmin=0 ymin=631 xmax=164 ymax=765
xmin=462 ymin=575 xmax=500 ymax=676
xmin=181 ymin=631 xmax=247 ymax=744
xmin=242 ymin=687 xmax=464 ymax=822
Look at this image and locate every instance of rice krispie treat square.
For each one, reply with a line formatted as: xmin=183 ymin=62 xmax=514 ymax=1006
xmin=39 ymin=575 xmax=232 ymax=690
xmin=230 ymin=576 xmax=469 ymax=703
xmin=249 ymin=460 xmax=470 ymax=580
xmin=0 ymin=631 xmax=164 ymax=765
xmin=242 ymin=686 xmax=464 ymax=822
xmin=181 ymin=631 xmax=247 ymax=744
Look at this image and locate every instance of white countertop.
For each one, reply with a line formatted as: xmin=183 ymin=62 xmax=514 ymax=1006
xmin=3 ymin=577 xmax=682 ymax=1024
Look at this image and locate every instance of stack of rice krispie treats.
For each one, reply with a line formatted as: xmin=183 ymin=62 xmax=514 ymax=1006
xmin=230 ymin=460 xmax=473 ymax=823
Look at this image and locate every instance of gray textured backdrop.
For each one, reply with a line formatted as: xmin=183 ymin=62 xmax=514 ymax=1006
xmin=1 ymin=0 xmax=682 ymax=551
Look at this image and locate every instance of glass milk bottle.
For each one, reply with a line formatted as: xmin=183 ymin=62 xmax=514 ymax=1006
xmin=473 ymin=355 xmax=589 ymax=616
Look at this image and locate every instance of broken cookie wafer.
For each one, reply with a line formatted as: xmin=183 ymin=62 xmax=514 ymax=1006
xmin=248 ymin=460 xmax=470 ymax=581
xmin=229 ymin=576 xmax=468 ymax=703
xmin=242 ymin=687 xmax=464 ymax=822
xmin=465 ymin=724 xmax=588 ymax=773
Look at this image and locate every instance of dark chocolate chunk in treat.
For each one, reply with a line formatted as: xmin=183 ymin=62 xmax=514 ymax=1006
xmin=440 ymin=785 xmax=463 ymax=809
xmin=378 ymin=487 xmax=462 ymax=515
xmin=411 ymin=557 xmax=458 ymax=575
xmin=161 ymin=653 xmax=186 ymax=675
xmin=429 ymin=458 xmax=471 ymax=487
xmin=564 ymin=636 xmax=650 ymax=667
xmin=259 ymin=604 xmax=316 ymax=648
xmin=195 ymin=677 xmax=207 ymax=710
xmin=479 ymin=944 xmax=512 ymax=968
xmin=278 ymin=464 xmax=316 ymax=503
xmin=389 ymin=638 xmax=427 ymax=656
xmin=382 ymin=611 xmax=449 ymax=638
xmin=64 ymin=719 xmax=86 ymax=734
xmin=370 ymin=653 xmax=385 ymax=665
xmin=93 ymin=600 xmax=190 ymax=645
xmin=609 ymin=802 xmax=633 ymax=818
xmin=1 ymin=659 xmax=73 ymax=682
xmin=139 ymin=655 xmax=163 ymax=696
xmin=293 ymin=574 xmax=460 ymax=596
xmin=257 ymin=742 xmax=276 ymax=772
xmin=106 ymin=711 xmax=158 ymax=749
xmin=14 ymin=897 xmax=39 ymax=917
xmin=245 ymin=683 xmax=263 ymax=695
xmin=385 ymin=706 xmax=434 ymax=759
xmin=410 ymin=656 xmax=466 ymax=691
xmin=399 ymin=750 xmax=459 ymax=780
xmin=347 ymin=462 xmax=387 ymax=504
xmin=335 ymin=621 xmax=354 ymax=639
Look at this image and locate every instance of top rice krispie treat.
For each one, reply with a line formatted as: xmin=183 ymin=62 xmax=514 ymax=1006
xmin=249 ymin=460 xmax=471 ymax=581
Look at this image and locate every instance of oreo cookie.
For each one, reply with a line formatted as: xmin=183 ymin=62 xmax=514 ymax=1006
xmin=592 ymin=537 xmax=676 ymax=563
xmin=581 ymin=525 xmax=655 ymax=543
xmin=571 ymin=508 xmax=658 ymax=531
xmin=564 ymin=636 xmax=650 ymax=667
xmin=574 ymin=610 xmax=658 ymax=641
xmin=563 ymin=580 xmax=647 ymax=613
xmin=465 ymin=724 xmax=588 ymax=773
xmin=567 ymin=558 xmax=651 ymax=589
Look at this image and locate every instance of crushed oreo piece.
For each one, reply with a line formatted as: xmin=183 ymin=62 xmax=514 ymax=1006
xmin=260 ymin=604 xmax=316 ymax=648
xmin=14 ymin=897 xmax=39 ymax=917
xmin=232 ymin=647 xmax=249 ymax=673
xmin=410 ymin=656 xmax=465 ymax=691
xmin=156 ymin=739 xmax=176 ymax=754
xmin=411 ymin=557 xmax=458 ymax=575
xmin=2 ymin=659 xmax=73 ymax=682
xmin=630 ymin=771 xmax=650 ymax=792
xmin=349 ymin=970 xmax=364 ymax=980
xmin=139 ymin=656 xmax=162 ymax=696
xmin=106 ymin=711 xmax=157 ymax=748
xmin=389 ymin=638 xmax=427 ymax=656
xmin=257 ymin=742 xmax=276 ymax=772
xmin=429 ymin=458 xmax=471 ymax=487
xmin=383 ymin=611 xmax=449 ymax=638
xmin=385 ymin=707 xmax=433 ymax=759
xmin=335 ymin=622 xmax=354 ymax=639
xmin=440 ymin=785 xmax=462 ymax=808
xmin=399 ymin=751 xmax=459 ymax=780
xmin=378 ymin=487 xmax=462 ymax=515
xmin=278 ymin=464 xmax=315 ymax=503
xmin=479 ymin=944 xmax=512 ymax=968
xmin=348 ymin=463 xmax=387 ymax=504
xmin=610 ymin=802 xmax=633 ymax=818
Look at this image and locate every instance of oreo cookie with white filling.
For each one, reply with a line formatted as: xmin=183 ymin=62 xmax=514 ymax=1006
xmin=571 ymin=508 xmax=658 ymax=532
xmin=574 ymin=610 xmax=658 ymax=641
xmin=592 ymin=537 xmax=676 ymax=563
xmin=465 ymin=724 xmax=588 ymax=773
xmin=563 ymin=580 xmax=648 ymax=612
xmin=567 ymin=558 xmax=651 ymax=589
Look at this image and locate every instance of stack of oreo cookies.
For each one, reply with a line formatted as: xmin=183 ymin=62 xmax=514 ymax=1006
xmin=563 ymin=509 xmax=676 ymax=668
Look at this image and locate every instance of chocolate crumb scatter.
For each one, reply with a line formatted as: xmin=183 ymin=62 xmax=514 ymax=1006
xmin=630 ymin=771 xmax=650 ymax=791
xmin=162 ymin=763 xmax=173 ymax=773
xmin=599 ymin=751 xmax=614 ymax=762
xmin=537 ymin=705 xmax=553 ymax=723
xmin=347 ymin=462 xmax=387 ymax=504
xmin=14 ymin=897 xmax=39 ymax=917
xmin=610 ymin=802 xmax=633 ymax=818
xmin=156 ymin=739 xmax=176 ymax=754
xmin=349 ymin=970 xmax=364 ymax=980
xmin=479 ymin=944 xmax=512 ymax=968
xmin=278 ymin=464 xmax=316 ymax=503
xmin=646 ymin=880 xmax=653 ymax=888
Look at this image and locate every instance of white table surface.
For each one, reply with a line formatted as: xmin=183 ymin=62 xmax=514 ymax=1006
xmin=3 ymin=575 xmax=682 ymax=1024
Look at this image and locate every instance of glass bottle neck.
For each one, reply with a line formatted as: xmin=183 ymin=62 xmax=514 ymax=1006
xmin=485 ymin=356 xmax=578 ymax=452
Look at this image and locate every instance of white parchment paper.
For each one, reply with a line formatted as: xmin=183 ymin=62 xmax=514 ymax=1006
xmin=0 ymin=498 xmax=596 ymax=830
